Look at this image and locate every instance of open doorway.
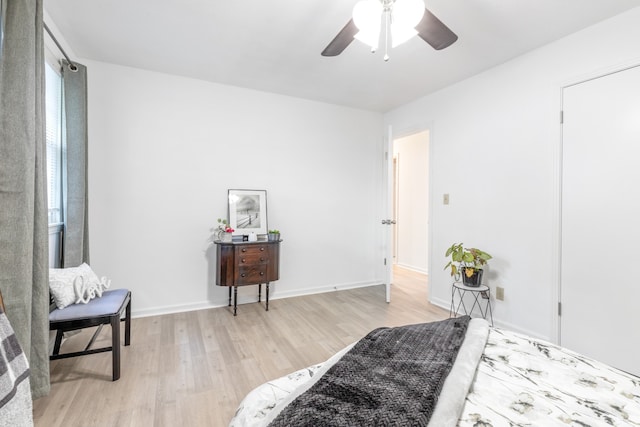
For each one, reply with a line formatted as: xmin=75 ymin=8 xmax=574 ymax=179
xmin=392 ymin=130 xmax=429 ymax=292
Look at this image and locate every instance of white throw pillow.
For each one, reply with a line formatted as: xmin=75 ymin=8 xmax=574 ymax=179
xmin=49 ymin=263 xmax=111 ymax=309
xmin=49 ymin=270 xmax=78 ymax=309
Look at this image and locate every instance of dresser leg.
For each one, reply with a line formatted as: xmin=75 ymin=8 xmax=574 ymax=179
xmin=258 ymin=284 xmax=262 ymax=302
xmin=228 ymin=287 xmax=232 ymax=307
xmin=233 ymin=286 xmax=238 ymax=316
xmin=266 ymin=283 xmax=270 ymax=311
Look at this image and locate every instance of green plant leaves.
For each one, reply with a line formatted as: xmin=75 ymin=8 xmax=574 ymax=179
xmin=444 ymin=242 xmax=492 ymax=276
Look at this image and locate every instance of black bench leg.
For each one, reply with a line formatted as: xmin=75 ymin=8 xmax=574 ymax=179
xmin=53 ymin=330 xmax=64 ymax=355
xmin=124 ymin=299 xmax=131 ymax=346
xmin=111 ymin=314 xmax=120 ymax=381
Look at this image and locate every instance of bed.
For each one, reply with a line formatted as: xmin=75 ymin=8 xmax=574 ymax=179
xmin=230 ymin=316 xmax=640 ymax=426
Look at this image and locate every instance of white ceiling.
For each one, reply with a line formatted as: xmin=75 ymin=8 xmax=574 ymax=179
xmin=44 ymin=0 xmax=639 ymax=112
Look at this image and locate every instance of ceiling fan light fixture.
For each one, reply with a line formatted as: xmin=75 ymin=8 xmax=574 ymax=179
xmin=353 ymin=0 xmax=383 ymax=49
xmin=392 ymin=0 xmax=424 ymax=29
xmin=323 ymin=0 xmax=455 ymax=59
xmin=353 ymin=0 xmax=425 ymax=55
xmin=354 ymin=30 xmax=380 ymax=50
xmin=391 ymin=0 xmax=424 ymax=47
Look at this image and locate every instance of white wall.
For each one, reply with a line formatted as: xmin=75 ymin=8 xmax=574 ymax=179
xmin=385 ymin=6 xmax=640 ymax=340
xmin=51 ymin=6 xmax=640 ymax=335
xmin=85 ymin=61 xmax=384 ymax=316
xmin=393 ymin=131 xmax=428 ymax=273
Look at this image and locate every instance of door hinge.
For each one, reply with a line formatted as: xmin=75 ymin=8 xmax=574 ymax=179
xmin=385 ymin=151 xmax=389 ymax=161
xmin=560 ymin=110 xmax=564 ymax=124
xmin=384 ymin=258 xmax=387 ymax=266
xmin=558 ymin=302 xmax=562 ymax=316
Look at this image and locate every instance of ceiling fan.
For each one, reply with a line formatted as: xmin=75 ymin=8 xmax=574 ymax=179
xmin=321 ymin=0 xmax=457 ymax=60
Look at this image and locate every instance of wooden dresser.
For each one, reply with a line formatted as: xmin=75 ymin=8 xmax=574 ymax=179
xmin=215 ymin=240 xmax=281 ymax=316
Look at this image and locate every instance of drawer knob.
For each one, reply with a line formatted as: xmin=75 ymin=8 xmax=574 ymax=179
xmin=241 ymin=273 xmax=246 ymax=277
xmin=241 ymin=258 xmax=246 ymax=263
xmin=260 ymin=257 xmax=264 ymax=261
xmin=241 ymin=248 xmax=247 ymax=252
xmin=260 ymin=272 xmax=264 ymax=276
xmin=260 ymin=247 xmax=265 ymax=251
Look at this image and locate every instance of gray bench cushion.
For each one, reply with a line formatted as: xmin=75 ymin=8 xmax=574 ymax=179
xmin=49 ymin=289 xmax=129 ymax=322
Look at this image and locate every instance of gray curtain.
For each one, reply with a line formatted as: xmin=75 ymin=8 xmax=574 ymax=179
xmin=0 ymin=1 xmax=6 ymax=51
xmin=0 ymin=0 xmax=51 ymax=398
xmin=61 ymin=60 xmax=89 ymax=267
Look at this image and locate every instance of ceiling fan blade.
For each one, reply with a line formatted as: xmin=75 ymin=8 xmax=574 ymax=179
xmin=321 ymin=19 xmax=358 ymax=57
xmin=415 ymin=8 xmax=458 ymax=50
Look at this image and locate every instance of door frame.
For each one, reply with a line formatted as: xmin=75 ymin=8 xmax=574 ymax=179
xmin=555 ymin=59 xmax=640 ymax=344
xmin=383 ymin=122 xmax=434 ymax=303
xmin=384 ymin=126 xmax=393 ymax=302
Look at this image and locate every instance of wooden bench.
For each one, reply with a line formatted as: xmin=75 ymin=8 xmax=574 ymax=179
xmin=49 ymin=289 xmax=131 ymax=381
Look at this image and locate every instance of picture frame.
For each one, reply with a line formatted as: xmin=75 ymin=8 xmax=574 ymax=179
xmin=227 ymin=189 xmax=268 ymax=236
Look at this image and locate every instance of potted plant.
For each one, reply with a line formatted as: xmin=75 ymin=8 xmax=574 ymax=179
xmin=444 ymin=243 xmax=492 ymax=287
xmin=215 ymin=218 xmax=234 ymax=242
xmin=267 ymin=229 xmax=280 ymax=242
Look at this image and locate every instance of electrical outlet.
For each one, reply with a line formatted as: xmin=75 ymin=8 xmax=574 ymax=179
xmin=496 ymin=286 xmax=504 ymax=301
xmin=443 ymin=193 xmax=449 ymax=205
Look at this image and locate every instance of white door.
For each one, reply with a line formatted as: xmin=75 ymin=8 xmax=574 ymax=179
xmin=383 ymin=126 xmax=394 ymax=302
xmin=561 ymin=64 xmax=640 ymax=376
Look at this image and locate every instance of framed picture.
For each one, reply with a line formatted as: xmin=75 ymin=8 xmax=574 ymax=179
xmin=228 ymin=189 xmax=268 ymax=236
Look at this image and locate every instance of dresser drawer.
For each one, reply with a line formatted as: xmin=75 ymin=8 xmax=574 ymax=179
xmin=215 ymin=241 xmax=280 ymax=287
xmin=236 ymin=245 xmax=269 ymax=265
xmin=236 ymin=265 xmax=268 ymax=285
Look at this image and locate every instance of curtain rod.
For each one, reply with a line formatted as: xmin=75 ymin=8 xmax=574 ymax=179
xmin=43 ymin=22 xmax=78 ymax=72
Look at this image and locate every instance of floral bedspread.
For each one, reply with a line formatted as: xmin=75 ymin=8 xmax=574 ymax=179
xmin=459 ymin=328 xmax=640 ymax=426
xmin=230 ymin=327 xmax=640 ymax=427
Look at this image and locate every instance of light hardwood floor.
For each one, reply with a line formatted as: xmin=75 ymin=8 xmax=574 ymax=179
xmin=33 ymin=267 xmax=448 ymax=426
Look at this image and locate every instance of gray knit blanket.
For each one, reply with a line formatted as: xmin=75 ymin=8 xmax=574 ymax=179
xmin=268 ymin=316 xmax=471 ymax=426
xmin=0 ymin=312 xmax=33 ymax=426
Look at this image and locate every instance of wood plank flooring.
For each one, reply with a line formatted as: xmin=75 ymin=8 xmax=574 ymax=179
xmin=33 ymin=267 xmax=448 ymax=427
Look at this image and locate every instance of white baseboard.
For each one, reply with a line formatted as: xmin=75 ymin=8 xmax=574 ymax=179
xmin=132 ymin=281 xmax=549 ymax=342
xmin=272 ymin=280 xmax=381 ymax=300
xmin=132 ymin=301 xmax=225 ymax=318
xmin=394 ymin=263 xmax=428 ymax=274
xmin=131 ymin=280 xmax=383 ymax=319
xmin=430 ymin=296 xmax=550 ymax=342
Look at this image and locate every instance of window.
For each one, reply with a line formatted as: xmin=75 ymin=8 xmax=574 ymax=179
xmin=45 ymin=60 xmax=63 ymax=225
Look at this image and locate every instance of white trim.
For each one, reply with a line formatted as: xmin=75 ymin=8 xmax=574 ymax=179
xmin=44 ymin=45 xmax=62 ymax=71
xmin=553 ymin=57 xmax=640 ymax=345
xmin=384 ymin=125 xmax=393 ymax=303
xmin=131 ymin=280 xmax=383 ymax=319
xmin=386 ymin=120 xmax=435 ymax=302
xmin=395 ymin=263 xmax=427 ymax=275
xmin=550 ymin=85 xmax=563 ymax=345
xmin=429 ymin=296 xmax=549 ymax=341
